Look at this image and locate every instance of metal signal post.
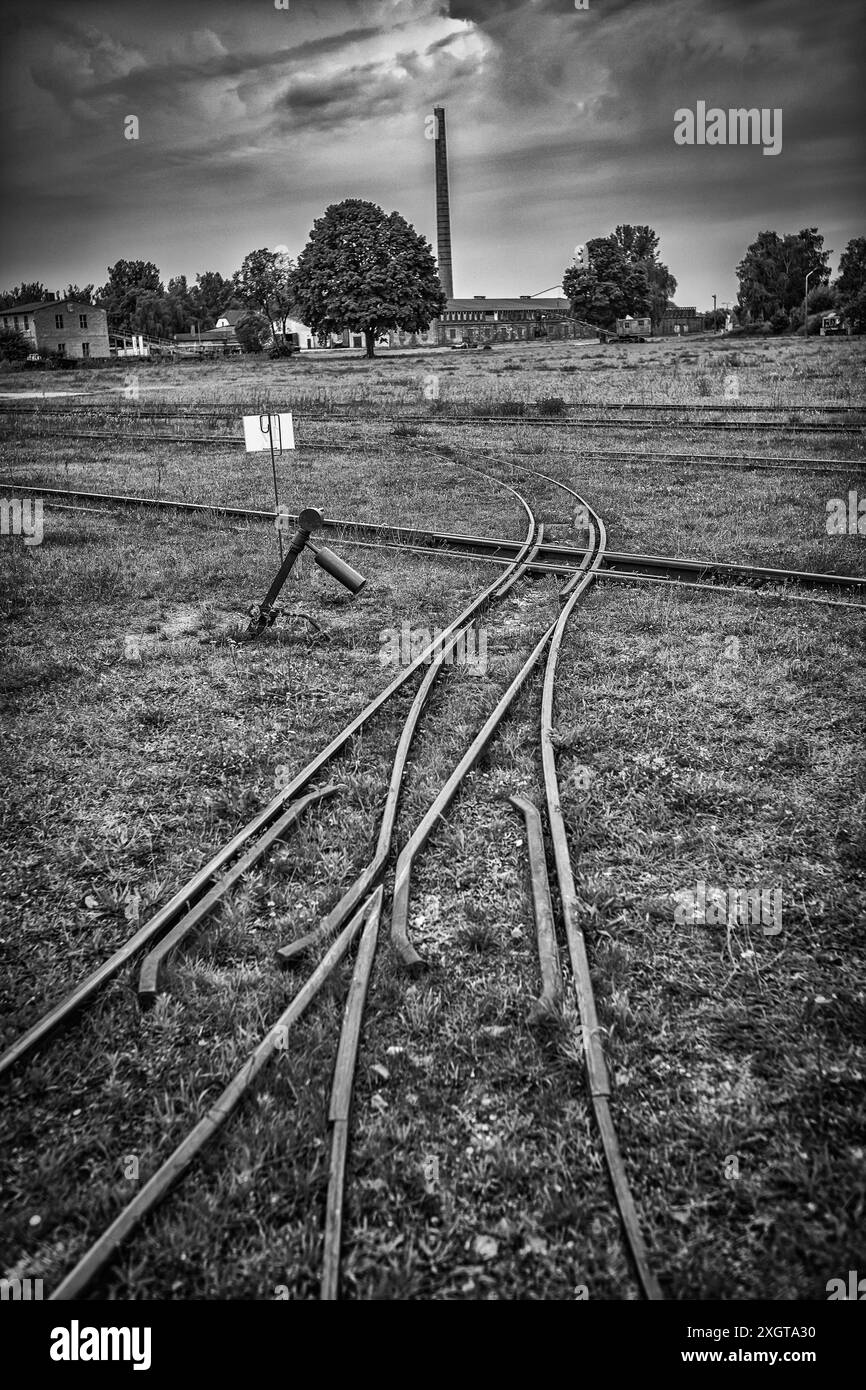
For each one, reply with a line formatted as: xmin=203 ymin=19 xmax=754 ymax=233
xmin=244 ymin=506 xmax=367 ymax=640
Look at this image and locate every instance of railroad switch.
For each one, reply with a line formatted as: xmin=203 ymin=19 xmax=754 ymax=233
xmin=242 ymin=506 xmax=367 ymax=641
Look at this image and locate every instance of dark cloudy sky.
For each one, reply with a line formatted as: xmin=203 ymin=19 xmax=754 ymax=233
xmin=1 ymin=0 xmax=864 ymax=309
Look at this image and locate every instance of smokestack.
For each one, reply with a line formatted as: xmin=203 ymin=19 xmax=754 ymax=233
xmin=433 ymin=105 xmax=453 ymax=300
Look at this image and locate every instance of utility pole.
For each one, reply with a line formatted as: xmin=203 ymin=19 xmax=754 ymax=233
xmin=804 ymin=269 xmax=815 ymax=337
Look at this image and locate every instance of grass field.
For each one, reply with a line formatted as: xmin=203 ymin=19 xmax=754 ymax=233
xmin=1 ymin=334 xmax=864 ymax=1301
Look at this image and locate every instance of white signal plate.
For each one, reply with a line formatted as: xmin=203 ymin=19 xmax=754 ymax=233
xmin=243 ymin=412 xmax=295 ymax=452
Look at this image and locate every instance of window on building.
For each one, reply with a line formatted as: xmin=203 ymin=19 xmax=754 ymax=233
xmin=448 ymin=329 xmax=456 ymax=339
xmin=57 ymin=343 xmax=66 ymax=355
xmin=13 ymin=316 xmax=19 ymax=329
xmin=2 ymin=317 xmax=8 ymax=328
xmin=55 ymin=314 xmax=63 ymax=329
xmin=82 ymin=342 xmax=90 ymax=358
xmin=79 ymin=314 xmax=88 ymax=329
xmin=23 ymin=316 xmax=29 ymax=330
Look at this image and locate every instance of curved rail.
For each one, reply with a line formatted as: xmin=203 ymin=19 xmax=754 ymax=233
xmin=40 ymin=460 xmax=546 ymax=1296
xmin=535 ymin=475 xmax=662 ymax=1301
xmin=389 ymin=453 xmax=602 ymax=973
xmin=138 ymin=464 xmax=543 ymax=999
xmin=275 ymin=522 xmax=546 ymax=970
xmin=0 ymin=465 xmax=538 ymax=1075
xmin=321 ymin=899 xmax=380 ymax=1301
xmin=50 ymin=889 xmax=384 ymax=1300
xmin=5 ymin=484 xmax=864 ymax=597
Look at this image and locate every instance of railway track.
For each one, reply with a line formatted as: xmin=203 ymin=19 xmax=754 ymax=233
xmin=2 ymin=452 xmax=663 ymax=1300
xmin=3 ymin=403 xmax=864 ymax=1301
xmin=1 ymin=399 xmax=863 ymax=418
xmin=1 ymin=415 xmax=860 ymax=438
xmin=4 ymin=423 xmax=864 ymax=474
xmin=5 ymin=482 xmax=866 ymax=607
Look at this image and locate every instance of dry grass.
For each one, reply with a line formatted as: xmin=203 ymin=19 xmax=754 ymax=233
xmin=0 ymin=336 xmax=864 ymax=1300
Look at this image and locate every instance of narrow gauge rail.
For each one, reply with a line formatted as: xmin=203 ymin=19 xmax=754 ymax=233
xmin=0 ymin=402 xmax=863 ymax=434
xmin=4 ymin=424 xmax=864 ymax=476
xmin=4 ymin=455 xmax=662 ymax=1304
xmin=0 ymin=400 xmax=862 ymax=416
xmin=7 ymin=459 xmax=556 ymax=1300
xmin=0 ymin=462 xmax=539 ymax=1081
xmin=387 ymin=440 xmax=663 ymax=1298
xmin=5 ymin=482 xmax=866 ymax=599
xmin=1 ymin=413 xmax=859 ymax=435
xmin=270 ymin=414 xmax=866 ymax=435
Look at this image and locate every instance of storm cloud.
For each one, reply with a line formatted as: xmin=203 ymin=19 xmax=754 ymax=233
xmin=0 ymin=0 xmax=863 ymax=308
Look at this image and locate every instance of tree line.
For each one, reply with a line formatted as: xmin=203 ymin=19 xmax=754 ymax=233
xmin=563 ymin=224 xmax=864 ymax=334
xmin=1 ymin=206 xmax=863 ymax=359
xmin=736 ymin=229 xmax=865 ymax=333
xmin=0 ymin=200 xmax=446 ymax=359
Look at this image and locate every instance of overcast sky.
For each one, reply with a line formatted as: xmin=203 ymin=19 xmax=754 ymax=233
xmin=1 ymin=0 xmax=863 ymax=309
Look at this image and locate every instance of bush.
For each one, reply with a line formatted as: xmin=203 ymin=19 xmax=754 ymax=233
xmin=268 ymin=343 xmax=296 ymax=359
xmin=0 ymin=327 xmax=30 ymax=362
xmin=235 ymin=312 xmax=271 ymax=354
xmin=770 ymin=309 xmax=790 ymax=334
xmin=535 ymin=396 xmax=568 ymax=416
xmin=471 ymin=400 xmax=524 ymax=418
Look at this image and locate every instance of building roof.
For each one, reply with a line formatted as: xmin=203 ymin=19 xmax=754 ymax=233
xmin=445 ymin=297 xmax=570 ymax=311
xmin=173 ymin=327 xmax=237 ymax=342
xmin=1 ymin=299 xmax=97 ymax=314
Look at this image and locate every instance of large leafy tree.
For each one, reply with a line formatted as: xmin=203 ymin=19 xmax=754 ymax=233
xmin=97 ymin=260 xmax=165 ymax=332
xmin=835 ymin=237 xmax=866 ymax=332
xmin=563 ymin=236 xmax=653 ymax=329
xmin=613 ymin=224 xmax=659 ymax=263
xmin=189 ymin=270 xmax=238 ymax=329
xmin=614 ymin=224 xmax=677 ymax=327
xmin=127 ymin=290 xmax=175 ymax=339
xmin=291 ymin=200 xmax=446 ymax=358
xmin=736 ymin=228 xmax=831 ymax=326
xmin=235 ymin=249 xmax=296 ymax=339
xmin=166 ymin=275 xmax=194 ymax=334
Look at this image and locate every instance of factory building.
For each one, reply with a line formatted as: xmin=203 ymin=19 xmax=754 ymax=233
xmin=439 ymin=296 xmax=591 ymax=344
xmin=396 ymin=107 xmax=592 ymax=349
xmin=660 ymin=304 xmax=706 ymax=335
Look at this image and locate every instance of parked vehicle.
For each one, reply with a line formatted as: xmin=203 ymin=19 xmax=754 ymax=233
xmin=614 ymin=316 xmax=652 ymax=342
xmin=451 ymin=339 xmax=479 ymax=350
xmin=820 ymin=312 xmax=845 ymax=337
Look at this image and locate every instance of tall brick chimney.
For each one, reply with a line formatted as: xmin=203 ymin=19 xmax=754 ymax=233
xmin=433 ymin=105 xmax=453 ymax=300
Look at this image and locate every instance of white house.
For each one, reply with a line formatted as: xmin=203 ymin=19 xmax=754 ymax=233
xmin=273 ymin=317 xmax=317 ymax=351
xmin=271 ymin=318 xmax=391 ymax=351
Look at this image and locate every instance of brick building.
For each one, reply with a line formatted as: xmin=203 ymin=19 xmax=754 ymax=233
xmin=660 ymin=304 xmax=706 ymax=335
xmin=440 ymin=296 xmax=593 ymax=345
xmin=389 ymin=296 xmax=595 ymax=348
xmin=1 ymin=299 xmax=110 ymax=358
